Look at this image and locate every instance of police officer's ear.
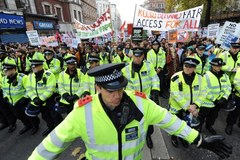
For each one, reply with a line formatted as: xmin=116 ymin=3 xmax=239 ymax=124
xmin=95 ymin=84 xmax=102 ymax=93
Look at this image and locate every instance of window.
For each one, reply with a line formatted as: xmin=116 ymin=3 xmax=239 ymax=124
xmin=0 ymin=0 xmax=7 ymax=9
xmin=56 ymin=7 xmax=62 ymax=21
xmin=78 ymin=11 xmax=82 ymax=22
xmin=74 ymin=10 xmax=77 ymax=19
xmin=45 ymin=5 xmax=51 ymax=14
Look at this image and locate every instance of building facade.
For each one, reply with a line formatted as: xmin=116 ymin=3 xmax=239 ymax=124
xmin=96 ymin=0 xmax=110 ymax=17
xmin=110 ymin=3 xmax=122 ymax=41
xmin=81 ymin=0 xmax=98 ymax=24
xmin=142 ymin=0 xmax=165 ymax=13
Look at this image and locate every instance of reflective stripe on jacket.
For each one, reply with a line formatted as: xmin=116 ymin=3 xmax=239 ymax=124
xmin=122 ymin=61 xmax=160 ymax=97
xmin=169 ymin=71 xmax=206 ymax=114
xmin=28 ymin=90 xmax=199 ymax=160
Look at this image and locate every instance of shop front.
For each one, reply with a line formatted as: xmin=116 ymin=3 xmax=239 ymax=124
xmin=0 ymin=12 xmax=28 ymax=43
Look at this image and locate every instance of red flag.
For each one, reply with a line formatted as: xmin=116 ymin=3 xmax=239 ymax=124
xmin=55 ymin=31 xmax=62 ymax=43
xmin=119 ymin=21 xmax=126 ymax=32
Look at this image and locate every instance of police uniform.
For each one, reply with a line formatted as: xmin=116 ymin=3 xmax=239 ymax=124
xmin=82 ymin=55 xmax=101 ymax=96
xmin=169 ymin=58 xmax=206 ymax=148
xmin=218 ymin=43 xmax=240 ymax=83
xmin=57 ymin=55 xmax=85 ymax=114
xmin=122 ymin=47 xmax=160 ymax=149
xmin=147 ymin=40 xmax=167 ymax=98
xmin=198 ymin=58 xmax=231 ymax=135
xmin=25 ymin=52 xmax=62 ymax=136
xmin=25 ymin=45 xmax=39 ymax=74
xmin=2 ymin=57 xmax=32 ymax=134
xmin=28 ymin=63 xmax=232 ymax=160
xmin=43 ymin=49 xmax=61 ymax=80
xmin=112 ymin=45 xmax=131 ymax=63
xmin=188 ymin=45 xmax=210 ymax=76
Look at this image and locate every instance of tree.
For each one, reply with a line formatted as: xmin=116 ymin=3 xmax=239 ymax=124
xmin=165 ymin=0 xmax=228 ymax=26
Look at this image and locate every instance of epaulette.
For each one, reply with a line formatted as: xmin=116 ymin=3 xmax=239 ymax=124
xmin=134 ymin=91 xmax=147 ymax=99
xmin=45 ymin=71 xmax=51 ymax=76
xmin=78 ymin=95 xmax=92 ymax=107
xmin=171 ymin=75 xmax=179 ymax=82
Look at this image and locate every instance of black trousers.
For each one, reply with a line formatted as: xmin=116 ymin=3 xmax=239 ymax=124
xmin=198 ymin=106 xmax=220 ymax=130
xmin=157 ymin=70 xmax=167 ymax=93
xmin=10 ymin=101 xmax=32 ymax=127
xmin=226 ymin=95 xmax=240 ymax=126
xmin=0 ymin=100 xmax=16 ymax=126
xmin=47 ymin=93 xmax=63 ymax=126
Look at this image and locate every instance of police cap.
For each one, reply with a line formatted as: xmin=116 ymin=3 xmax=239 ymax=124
xmin=88 ymin=55 xmax=101 ymax=62
xmin=197 ymin=44 xmax=206 ymax=50
xmin=230 ymin=43 xmax=240 ymax=48
xmin=65 ymin=55 xmax=77 ymax=64
xmin=132 ymin=47 xmax=145 ymax=57
xmin=117 ymin=45 xmax=124 ymax=51
xmin=183 ymin=57 xmax=200 ymax=67
xmin=210 ymin=58 xmax=225 ymax=66
xmin=43 ymin=49 xmax=54 ymax=55
xmin=88 ymin=63 xmax=128 ymax=91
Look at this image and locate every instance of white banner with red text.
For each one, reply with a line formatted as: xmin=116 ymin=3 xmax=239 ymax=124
xmin=133 ymin=5 xmax=203 ymax=31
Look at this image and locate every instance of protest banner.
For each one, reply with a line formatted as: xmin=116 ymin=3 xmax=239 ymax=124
xmin=39 ymin=36 xmax=58 ymax=47
xmin=177 ymin=30 xmax=192 ymax=42
xmin=26 ymin=30 xmax=40 ymax=46
xmin=131 ymin=27 xmax=143 ymax=42
xmin=133 ymin=5 xmax=203 ymax=31
xmin=72 ymin=38 xmax=81 ymax=48
xmin=202 ymin=27 xmax=208 ymax=37
xmin=74 ymin=8 xmax=112 ymax=39
xmin=221 ymin=34 xmax=239 ymax=50
xmin=207 ymin=23 xmax=219 ymax=38
xmin=215 ymin=21 xmax=240 ymax=45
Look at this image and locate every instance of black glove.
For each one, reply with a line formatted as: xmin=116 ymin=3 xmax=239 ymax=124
xmin=195 ymin=134 xmax=232 ymax=159
xmin=67 ymin=94 xmax=79 ymax=103
xmin=62 ymin=93 xmax=70 ymax=100
xmin=4 ymin=97 xmax=9 ymax=103
xmin=33 ymin=97 xmax=44 ymax=106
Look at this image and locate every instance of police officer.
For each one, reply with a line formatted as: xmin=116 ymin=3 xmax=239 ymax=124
xmin=43 ymin=49 xmax=61 ymax=80
xmin=29 ymin=63 xmax=232 ymax=160
xmin=25 ymin=52 xmax=57 ymax=136
xmin=57 ymin=55 xmax=85 ymax=114
xmin=147 ymin=40 xmax=168 ymax=98
xmin=122 ymin=47 xmax=160 ymax=149
xmin=2 ymin=57 xmax=32 ymax=135
xmin=0 ymin=49 xmax=8 ymax=71
xmin=169 ymin=57 xmax=206 ymax=148
xmin=218 ymin=43 xmax=240 ymax=135
xmin=112 ymin=45 xmax=131 ymax=63
xmin=82 ymin=55 xmax=101 ymax=96
xmin=218 ymin=43 xmax=240 ymax=83
xmin=225 ymin=67 xmax=240 ymax=135
xmin=25 ymin=45 xmax=38 ymax=74
xmin=198 ymin=58 xmax=232 ymax=135
xmin=188 ymin=44 xmax=210 ymax=76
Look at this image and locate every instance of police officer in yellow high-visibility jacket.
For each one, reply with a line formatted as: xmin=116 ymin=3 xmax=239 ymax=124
xmin=122 ymin=47 xmax=160 ymax=149
xmin=188 ymin=44 xmax=210 ymax=76
xmin=122 ymin=48 xmax=160 ymax=98
xmin=147 ymin=40 xmax=167 ymax=98
xmin=169 ymin=58 xmax=206 ymax=148
xmin=25 ymin=52 xmax=60 ymax=136
xmin=58 ymin=55 xmax=85 ymax=114
xmin=225 ymin=64 xmax=240 ymax=135
xmin=28 ymin=63 xmax=232 ymax=160
xmin=43 ymin=49 xmax=61 ymax=81
xmin=82 ymin=55 xmax=101 ymax=96
xmin=218 ymin=43 xmax=240 ymax=83
xmin=25 ymin=45 xmax=39 ymax=74
xmin=198 ymin=58 xmax=231 ymax=135
xmin=2 ymin=57 xmax=32 ymax=135
xmin=112 ymin=45 xmax=131 ymax=63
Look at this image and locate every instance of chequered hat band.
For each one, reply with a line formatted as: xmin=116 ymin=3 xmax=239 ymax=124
xmin=95 ymin=69 xmax=122 ymax=83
